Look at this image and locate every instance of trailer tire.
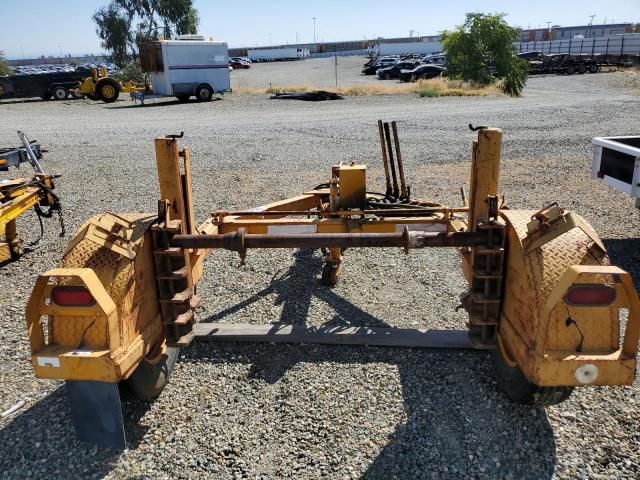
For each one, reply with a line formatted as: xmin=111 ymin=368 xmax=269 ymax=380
xmin=492 ymin=341 xmax=573 ymax=407
xmin=577 ymin=64 xmax=587 ymax=74
xmin=589 ymin=64 xmax=599 ymax=73
xmin=195 ymin=84 xmax=213 ymax=102
xmin=96 ymin=79 xmax=120 ymax=103
xmin=565 ymin=65 xmax=576 ymax=75
xmin=124 ymin=345 xmax=179 ymax=401
xmin=52 ymin=86 xmax=68 ymax=100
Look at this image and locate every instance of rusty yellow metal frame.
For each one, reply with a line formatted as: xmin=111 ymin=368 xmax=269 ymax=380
xmin=27 ymin=268 xmax=161 ymax=382
xmin=500 ymin=265 xmax=640 ymax=386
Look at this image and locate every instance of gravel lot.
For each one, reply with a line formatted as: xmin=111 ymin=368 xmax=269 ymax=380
xmin=1 ymin=70 xmax=639 ymax=479
xmin=230 ymin=56 xmax=377 ymax=89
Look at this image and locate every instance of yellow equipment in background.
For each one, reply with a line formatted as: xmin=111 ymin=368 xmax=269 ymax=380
xmin=0 ymin=132 xmax=63 ymax=263
xmin=74 ymin=67 xmax=148 ymax=103
xmin=25 ymin=123 xmax=640 ymax=449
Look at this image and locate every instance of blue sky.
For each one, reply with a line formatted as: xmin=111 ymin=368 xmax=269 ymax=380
xmin=1 ymin=0 xmax=639 ymax=58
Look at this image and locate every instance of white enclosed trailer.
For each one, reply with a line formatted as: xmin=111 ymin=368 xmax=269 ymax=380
xmin=375 ymin=41 xmax=442 ymax=56
xmin=140 ymin=38 xmax=230 ymax=102
xmin=247 ymin=47 xmax=310 ymax=61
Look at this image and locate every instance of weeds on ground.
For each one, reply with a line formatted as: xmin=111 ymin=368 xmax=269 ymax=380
xmin=234 ymin=78 xmax=497 ymax=98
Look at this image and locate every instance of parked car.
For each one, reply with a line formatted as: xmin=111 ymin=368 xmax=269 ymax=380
xmin=362 ymin=58 xmax=399 ymax=75
xmin=398 ymin=64 xmax=445 ymax=82
xmin=421 ymin=54 xmax=447 ymax=66
xmin=363 ymin=55 xmax=399 ymax=68
xmin=229 ymin=59 xmax=250 ymax=69
xmin=377 ymin=61 xmax=420 ymax=80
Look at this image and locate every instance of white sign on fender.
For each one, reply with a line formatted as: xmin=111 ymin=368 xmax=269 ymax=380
xmin=37 ymin=357 xmax=60 ymax=368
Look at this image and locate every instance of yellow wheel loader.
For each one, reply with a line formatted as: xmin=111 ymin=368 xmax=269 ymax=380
xmin=73 ymin=67 xmax=147 ymax=103
xmin=25 ymin=124 xmax=640 ymax=448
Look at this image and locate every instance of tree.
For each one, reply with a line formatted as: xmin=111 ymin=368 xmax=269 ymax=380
xmin=441 ymin=13 xmax=529 ymax=96
xmin=93 ymin=0 xmax=199 ymax=66
xmin=0 ymin=51 xmax=13 ymax=76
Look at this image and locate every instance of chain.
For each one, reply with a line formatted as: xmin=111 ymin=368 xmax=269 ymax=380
xmin=56 ymin=204 xmax=66 ymax=237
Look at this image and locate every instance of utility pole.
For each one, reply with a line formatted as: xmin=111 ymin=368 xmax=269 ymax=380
xmin=313 ymin=17 xmax=317 ymax=44
xmin=587 ymin=14 xmax=596 ymax=37
xmin=546 ymin=21 xmax=552 ymax=41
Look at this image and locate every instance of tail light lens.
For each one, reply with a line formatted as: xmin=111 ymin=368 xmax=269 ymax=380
xmin=565 ymin=284 xmax=616 ymax=306
xmin=51 ymin=286 xmax=95 ymax=306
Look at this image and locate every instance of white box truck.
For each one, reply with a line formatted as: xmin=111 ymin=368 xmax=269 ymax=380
xmin=247 ymin=47 xmax=310 ymax=62
xmin=374 ymin=41 xmax=443 ymax=56
xmin=140 ymin=37 xmax=230 ymax=102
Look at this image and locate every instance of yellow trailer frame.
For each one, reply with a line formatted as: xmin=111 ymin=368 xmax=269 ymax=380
xmin=25 ymin=123 xmax=640 ymax=448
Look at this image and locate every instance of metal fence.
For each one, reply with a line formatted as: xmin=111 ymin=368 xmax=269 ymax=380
xmin=310 ymin=49 xmax=370 ymax=58
xmin=516 ymin=34 xmax=640 ymax=57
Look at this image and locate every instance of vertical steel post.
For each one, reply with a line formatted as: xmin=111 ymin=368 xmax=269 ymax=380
xmin=155 ymin=137 xmax=187 ymax=229
xmin=468 ymin=128 xmax=502 ymax=229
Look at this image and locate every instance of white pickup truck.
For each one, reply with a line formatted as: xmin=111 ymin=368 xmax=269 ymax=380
xmin=592 ymin=136 xmax=640 ymax=208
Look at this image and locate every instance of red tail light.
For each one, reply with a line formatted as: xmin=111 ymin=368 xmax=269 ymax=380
xmin=51 ymin=286 xmax=95 ymax=306
xmin=565 ymin=284 xmax=616 ymax=306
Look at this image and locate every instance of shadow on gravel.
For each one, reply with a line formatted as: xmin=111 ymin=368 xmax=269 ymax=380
xmin=106 ymin=97 xmax=223 ymax=109
xmin=0 ymin=384 xmax=153 ymax=478
xmin=604 ymin=238 xmax=640 ymax=290
xmin=205 ymin=249 xmax=389 ymax=328
xmin=197 ymin=248 xmax=558 ymax=478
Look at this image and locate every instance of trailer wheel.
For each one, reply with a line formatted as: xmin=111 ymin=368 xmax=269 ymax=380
xmin=566 ymin=65 xmax=576 ymax=75
xmin=195 ymin=84 xmax=213 ymax=102
xmin=176 ymin=94 xmax=190 ymax=102
xmin=589 ymin=64 xmax=599 ymax=73
xmin=577 ymin=64 xmax=587 ymax=74
xmin=96 ymin=79 xmax=120 ymax=103
xmin=124 ymin=344 xmax=179 ymax=401
xmin=492 ymin=335 xmax=573 ymax=406
xmin=52 ymin=86 xmax=68 ymax=100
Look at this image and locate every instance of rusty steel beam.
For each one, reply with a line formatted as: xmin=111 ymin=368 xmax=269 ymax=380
xmin=170 ymin=228 xmax=489 ymax=253
xmin=217 ymin=207 xmax=468 ymax=217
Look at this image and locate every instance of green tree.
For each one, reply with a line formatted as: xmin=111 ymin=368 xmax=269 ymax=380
xmin=0 ymin=51 xmax=13 ymax=76
xmin=93 ymin=0 xmax=199 ymax=67
xmin=441 ymin=13 xmax=529 ymax=96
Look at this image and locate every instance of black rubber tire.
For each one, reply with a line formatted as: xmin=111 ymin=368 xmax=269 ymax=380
xmin=577 ymin=65 xmax=587 ymax=74
xmin=124 ymin=346 xmax=179 ymax=401
xmin=589 ymin=64 xmax=599 ymax=73
xmin=195 ymin=84 xmax=213 ymax=102
xmin=86 ymin=93 xmax=98 ymax=101
xmin=321 ymin=263 xmax=340 ymax=287
xmin=566 ymin=65 xmax=576 ymax=75
xmin=492 ymin=349 xmax=573 ymax=406
xmin=176 ymin=94 xmax=190 ymax=102
xmin=96 ymin=79 xmax=120 ymax=103
xmin=52 ymin=86 xmax=68 ymax=100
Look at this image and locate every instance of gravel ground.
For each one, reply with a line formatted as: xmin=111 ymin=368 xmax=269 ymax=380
xmin=0 ymin=71 xmax=639 ymax=479
xmin=230 ymin=56 xmax=377 ymax=89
